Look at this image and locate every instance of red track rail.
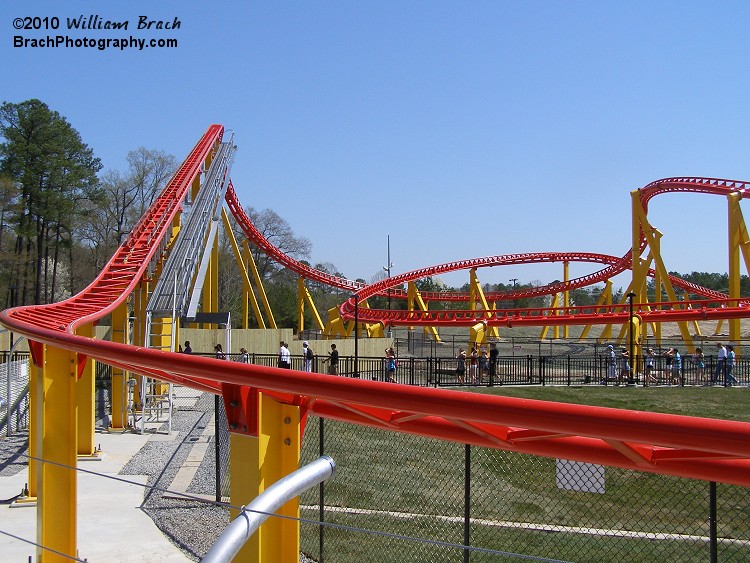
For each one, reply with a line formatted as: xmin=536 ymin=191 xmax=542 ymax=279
xmin=2 ymin=128 xmax=750 ymax=486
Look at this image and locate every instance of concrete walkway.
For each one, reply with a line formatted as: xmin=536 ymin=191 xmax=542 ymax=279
xmin=0 ymin=431 xmax=193 ymax=562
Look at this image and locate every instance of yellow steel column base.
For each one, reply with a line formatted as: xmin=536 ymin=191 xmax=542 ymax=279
xmin=229 ymin=392 xmax=301 ymax=563
xmin=11 ymin=496 xmax=37 ymax=507
xmin=77 ymin=452 xmax=104 ymax=462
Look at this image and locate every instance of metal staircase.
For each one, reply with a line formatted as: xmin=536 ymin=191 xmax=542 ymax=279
xmin=136 ymin=135 xmax=236 ymax=434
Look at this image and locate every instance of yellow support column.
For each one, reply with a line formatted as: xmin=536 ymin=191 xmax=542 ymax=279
xmin=38 ymin=344 xmax=78 ymax=562
xmin=76 ymin=324 xmax=99 ymax=459
xmin=728 ymin=193 xmax=742 ymax=349
xmin=110 ymin=302 xmax=129 ymax=430
xmin=24 ymin=343 xmax=43 ymax=502
xmin=229 ymin=392 xmax=301 ymax=563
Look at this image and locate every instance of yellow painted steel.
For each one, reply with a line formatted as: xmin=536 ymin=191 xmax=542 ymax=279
xmin=539 ymin=294 xmax=558 ymax=340
xmin=297 ymin=278 xmax=325 ymax=334
xmin=221 ymin=209 xmax=266 ymax=328
xmin=467 ymin=269 xmax=499 ymax=341
xmin=631 ymin=191 xmax=694 ymax=350
xmin=38 ymin=344 xmax=78 ymax=562
xmin=406 ymin=282 xmax=441 ymax=342
xmin=580 ymin=281 xmax=613 ymax=342
xmin=562 ymin=261 xmax=570 ymax=339
xmin=110 ymin=302 xmax=130 ymax=430
xmin=728 ymin=192 xmax=746 ymax=352
xmin=470 ymin=322 xmax=486 ymax=345
xmin=132 ymin=279 xmax=150 ymax=409
xmin=75 ymin=323 xmax=98 ymax=458
xmin=230 ymin=393 xmax=301 ymax=562
xmin=243 ymin=240 xmax=277 ymax=328
xmin=324 ymin=306 xmax=350 ymax=338
xmin=25 ymin=343 xmax=41 ymax=501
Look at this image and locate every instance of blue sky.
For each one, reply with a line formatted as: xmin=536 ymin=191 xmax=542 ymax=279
xmin=3 ymin=1 xmax=749 ymax=290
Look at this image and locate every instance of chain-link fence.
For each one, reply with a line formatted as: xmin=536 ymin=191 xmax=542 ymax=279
xmin=0 ymin=351 xmax=30 ymax=435
xmin=86 ymin=364 xmax=750 ymax=560
xmin=299 ymin=417 xmax=750 ymax=562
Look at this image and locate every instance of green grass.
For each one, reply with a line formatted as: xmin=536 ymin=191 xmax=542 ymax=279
xmin=470 ymin=384 xmax=750 ymax=422
xmin=299 ymin=387 xmax=750 ymax=562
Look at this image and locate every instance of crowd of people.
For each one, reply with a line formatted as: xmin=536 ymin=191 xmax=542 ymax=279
xmin=176 ymin=339 xmax=742 ymax=387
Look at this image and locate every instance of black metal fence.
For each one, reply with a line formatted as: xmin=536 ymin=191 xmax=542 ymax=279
xmin=298 ymin=416 xmax=750 ymax=562
xmin=221 ymin=351 xmax=748 ymax=389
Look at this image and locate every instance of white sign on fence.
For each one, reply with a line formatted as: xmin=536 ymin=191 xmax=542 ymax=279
xmin=555 ymin=459 xmax=605 ymax=494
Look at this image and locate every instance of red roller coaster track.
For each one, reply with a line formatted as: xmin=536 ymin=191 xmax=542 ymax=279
xmin=3 ymin=126 xmax=750 ymax=486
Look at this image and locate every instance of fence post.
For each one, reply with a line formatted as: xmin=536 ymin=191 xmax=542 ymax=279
xmin=215 ymin=395 xmax=221 ymax=503
xmin=319 ymin=417 xmax=325 ymax=563
xmin=464 ymin=444 xmax=470 ymax=563
xmin=526 ymin=355 xmax=533 ymax=383
xmin=567 ymin=356 xmax=571 ymax=386
xmin=709 ymin=481 xmax=717 ymax=563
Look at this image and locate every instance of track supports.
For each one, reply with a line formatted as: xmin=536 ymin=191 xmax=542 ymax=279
xmin=36 ymin=344 xmax=78 ymax=562
xmin=226 ymin=390 xmax=302 ymax=562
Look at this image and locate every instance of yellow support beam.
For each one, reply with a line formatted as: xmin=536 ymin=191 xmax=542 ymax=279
xmin=406 ymin=282 xmax=440 ymax=342
xmin=580 ymin=281 xmax=613 ymax=342
xmin=110 ymin=302 xmax=129 ymax=430
xmin=297 ymin=278 xmax=325 ymax=334
xmin=221 ymin=209 xmax=267 ymax=329
xmin=243 ymin=240 xmax=277 ymax=328
xmin=728 ymin=192 xmax=743 ymax=351
xmin=468 ymin=269 xmax=500 ymax=341
xmin=631 ymin=192 xmax=694 ymax=350
xmin=38 ymin=344 xmax=78 ymax=562
xmin=75 ymin=323 xmax=98 ymax=459
xmin=230 ymin=393 xmax=301 ymax=562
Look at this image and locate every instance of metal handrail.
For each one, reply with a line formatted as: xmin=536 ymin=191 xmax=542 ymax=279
xmin=201 ymin=455 xmax=336 ymax=563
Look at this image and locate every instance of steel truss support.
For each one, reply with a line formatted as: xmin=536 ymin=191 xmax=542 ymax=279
xmin=297 ymin=278 xmax=324 ymax=334
xmin=406 ymin=282 xmax=440 ymax=342
xmin=467 ymin=268 xmax=499 ymax=343
xmin=630 ymin=190 xmax=695 ymax=352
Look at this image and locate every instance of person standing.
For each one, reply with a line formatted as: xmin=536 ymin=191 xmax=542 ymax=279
xmin=238 ymin=347 xmax=249 ymax=363
xmin=713 ymin=343 xmax=727 ymax=384
xmin=280 ymin=342 xmax=291 ymax=369
xmin=214 ymin=343 xmax=225 ymax=360
xmin=302 ymin=341 xmax=313 ymax=372
xmin=489 ymin=342 xmax=499 ymax=385
xmin=692 ymin=347 xmax=706 ymax=385
xmin=605 ymin=345 xmax=617 ymax=383
xmin=455 ymin=349 xmax=466 ymax=385
xmin=725 ymin=344 xmax=739 ymax=386
xmin=327 ymin=343 xmax=339 ymax=375
xmin=619 ymin=349 xmax=631 ymax=385
xmin=183 ymin=341 xmax=192 ymax=354
xmin=385 ymin=347 xmax=397 ymax=382
xmin=469 ymin=345 xmax=479 ymax=385
xmin=645 ymin=348 xmax=656 ymax=384
xmin=669 ymin=348 xmax=681 ymax=385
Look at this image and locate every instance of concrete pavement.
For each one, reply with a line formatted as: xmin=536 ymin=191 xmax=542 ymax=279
xmin=0 ymin=430 xmax=193 ymax=562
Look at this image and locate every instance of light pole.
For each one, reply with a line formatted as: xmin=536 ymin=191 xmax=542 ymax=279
xmin=383 ymin=235 xmax=394 ymax=337
xmin=627 ymin=291 xmax=636 ymax=385
xmin=509 ymin=278 xmax=518 ymax=309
